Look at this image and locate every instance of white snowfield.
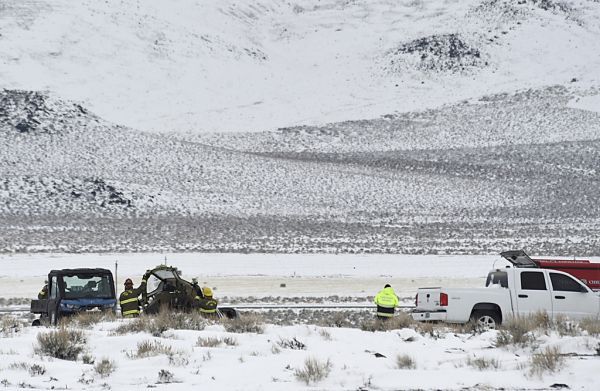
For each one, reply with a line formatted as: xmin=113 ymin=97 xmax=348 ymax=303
xmin=1 ymin=0 xmax=599 ymax=134
xmin=0 ymin=253 xmax=506 ymax=299
xmin=0 ymin=253 xmax=599 ymax=390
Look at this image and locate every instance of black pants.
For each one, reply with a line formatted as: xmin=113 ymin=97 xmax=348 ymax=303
xmin=376 ymin=305 xmax=394 ymax=320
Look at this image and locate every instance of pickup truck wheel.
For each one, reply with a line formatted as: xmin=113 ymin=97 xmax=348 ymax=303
xmin=471 ymin=310 xmax=500 ymax=330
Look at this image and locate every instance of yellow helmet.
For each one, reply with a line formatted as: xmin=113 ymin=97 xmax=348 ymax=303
xmin=202 ymin=286 xmax=213 ymax=297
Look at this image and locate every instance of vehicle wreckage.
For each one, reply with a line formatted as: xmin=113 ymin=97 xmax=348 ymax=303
xmin=141 ymin=264 xmax=238 ymax=318
xmin=30 ymin=265 xmax=238 ymax=325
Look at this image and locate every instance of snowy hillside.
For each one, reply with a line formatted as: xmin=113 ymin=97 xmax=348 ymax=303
xmin=1 ymin=0 xmax=599 ymax=133
xmin=1 ymin=0 xmax=600 ymax=254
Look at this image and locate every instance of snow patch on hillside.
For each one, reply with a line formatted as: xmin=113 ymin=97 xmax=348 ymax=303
xmin=568 ymin=94 xmax=600 ymax=113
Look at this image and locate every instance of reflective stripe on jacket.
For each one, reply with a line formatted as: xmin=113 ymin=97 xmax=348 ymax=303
xmin=197 ymin=297 xmax=218 ymax=314
xmin=374 ymin=287 xmax=398 ymax=308
xmin=119 ymin=280 xmax=146 ymax=317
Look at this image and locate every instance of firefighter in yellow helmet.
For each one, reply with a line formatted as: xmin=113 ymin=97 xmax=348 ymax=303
xmin=374 ymin=284 xmax=399 ymax=319
xmin=195 ymin=286 xmax=218 ymax=317
xmin=119 ymin=273 xmax=149 ymax=318
xmin=37 ymin=282 xmax=48 ymax=300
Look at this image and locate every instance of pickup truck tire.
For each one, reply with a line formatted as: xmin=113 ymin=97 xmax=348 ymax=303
xmin=470 ymin=310 xmax=501 ymax=330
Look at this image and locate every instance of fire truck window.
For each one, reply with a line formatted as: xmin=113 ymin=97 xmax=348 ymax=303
xmin=550 ymin=273 xmax=587 ymax=292
xmin=520 ymin=272 xmax=547 ymax=290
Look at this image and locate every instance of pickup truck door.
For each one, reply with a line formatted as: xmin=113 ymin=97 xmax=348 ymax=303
xmin=515 ymin=270 xmax=552 ymax=316
xmin=549 ymin=272 xmax=599 ymax=320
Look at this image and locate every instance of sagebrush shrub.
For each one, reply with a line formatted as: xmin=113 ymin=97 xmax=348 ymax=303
xmin=222 ymin=336 xmax=238 ymax=346
xmin=29 ymin=364 xmax=46 ymax=376
xmin=94 ymin=358 xmax=116 ymax=378
xmin=222 ymin=313 xmax=265 ymax=334
xmin=81 ymin=353 xmax=95 ymax=364
xmin=114 ymin=311 xmax=207 ymax=336
xmin=131 ymin=340 xmax=174 ymax=358
xmin=294 ymin=357 xmax=332 ymax=385
xmin=0 ymin=316 xmax=24 ymax=337
xmin=158 ymin=369 xmax=174 ymax=383
xmin=466 ymin=356 xmax=500 ymax=370
xmin=8 ymin=362 xmax=46 ymax=376
xmin=71 ymin=311 xmax=116 ymax=328
xmin=197 ymin=336 xmax=222 ymax=347
xmin=195 ymin=335 xmax=238 ymax=347
xmin=496 ymin=316 xmax=537 ymax=347
xmin=579 ymin=318 xmax=600 ymax=336
xmin=361 ymin=313 xmax=414 ymax=332
xmin=277 ymin=337 xmax=306 ymax=350
xmin=36 ymin=328 xmax=86 ymax=360
xmin=553 ymin=315 xmax=579 ymax=337
xmin=531 ymin=311 xmax=552 ymax=330
xmin=168 ymin=353 xmax=189 ymax=367
xmin=396 ymin=354 xmax=416 ymax=369
xmin=529 ymin=346 xmax=564 ymax=376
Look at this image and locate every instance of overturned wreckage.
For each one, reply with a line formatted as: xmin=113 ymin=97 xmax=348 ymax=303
xmin=141 ymin=265 xmax=238 ymax=319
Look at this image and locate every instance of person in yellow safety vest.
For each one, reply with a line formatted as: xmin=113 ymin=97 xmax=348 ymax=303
xmin=119 ymin=274 xmax=148 ymax=318
xmin=374 ymin=284 xmax=399 ymax=319
xmin=195 ymin=286 xmax=218 ymax=317
xmin=38 ymin=283 xmax=48 ymax=300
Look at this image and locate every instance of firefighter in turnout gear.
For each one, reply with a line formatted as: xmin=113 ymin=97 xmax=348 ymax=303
xmin=195 ymin=286 xmax=218 ymax=317
xmin=37 ymin=282 xmax=48 ymax=300
xmin=374 ymin=284 xmax=399 ymax=319
xmin=119 ymin=273 xmax=149 ymax=318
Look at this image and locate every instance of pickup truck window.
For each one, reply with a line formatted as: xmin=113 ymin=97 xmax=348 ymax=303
xmin=486 ymin=271 xmax=508 ymax=288
xmin=550 ymin=273 xmax=587 ymax=292
xmin=520 ymin=271 xmax=547 ymax=290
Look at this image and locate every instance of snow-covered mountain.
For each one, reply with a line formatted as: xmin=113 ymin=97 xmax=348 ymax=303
xmin=1 ymin=0 xmax=600 ymax=254
xmin=2 ymin=0 xmax=599 ymax=133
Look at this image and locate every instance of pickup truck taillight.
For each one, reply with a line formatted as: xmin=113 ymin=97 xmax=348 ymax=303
xmin=415 ymin=293 xmax=418 ymax=306
xmin=440 ymin=292 xmax=448 ymax=306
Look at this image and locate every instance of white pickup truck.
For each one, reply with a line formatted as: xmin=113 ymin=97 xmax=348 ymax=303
xmin=412 ymin=251 xmax=600 ymax=329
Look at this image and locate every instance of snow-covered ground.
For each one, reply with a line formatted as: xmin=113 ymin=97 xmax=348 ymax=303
xmin=1 ymin=253 xmax=599 ymax=390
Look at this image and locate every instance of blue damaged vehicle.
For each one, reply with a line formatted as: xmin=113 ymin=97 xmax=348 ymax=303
xmin=30 ymin=268 xmax=116 ymax=325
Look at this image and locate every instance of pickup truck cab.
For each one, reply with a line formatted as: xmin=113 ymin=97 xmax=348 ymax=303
xmin=412 ymin=251 xmax=600 ymax=329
